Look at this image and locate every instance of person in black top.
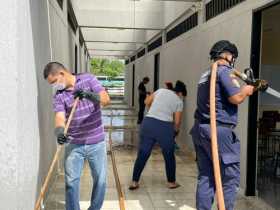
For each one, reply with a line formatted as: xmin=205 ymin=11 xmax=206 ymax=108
xmin=137 ymin=77 xmax=150 ymax=124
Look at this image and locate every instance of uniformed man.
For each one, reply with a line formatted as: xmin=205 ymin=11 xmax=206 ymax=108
xmin=137 ymin=77 xmax=150 ymax=124
xmin=190 ymin=40 xmax=255 ymax=210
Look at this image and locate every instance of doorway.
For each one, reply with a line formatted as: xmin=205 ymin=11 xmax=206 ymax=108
xmin=247 ymin=2 xmax=280 ymax=208
xmin=132 ymin=64 xmax=135 ymax=107
xmin=154 ymin=53 xmax=160 ymax=91
xmin=74 ymin=44 xmax=78 ymax=74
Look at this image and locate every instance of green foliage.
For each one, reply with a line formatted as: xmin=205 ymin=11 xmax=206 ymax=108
xmin=90 ymin=58 xmax=124 ymax=79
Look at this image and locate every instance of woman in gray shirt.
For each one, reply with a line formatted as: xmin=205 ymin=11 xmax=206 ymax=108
xmin=129 ymin=81 xmax=187 ymax=190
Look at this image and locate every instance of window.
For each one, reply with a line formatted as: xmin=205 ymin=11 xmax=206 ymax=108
xmin=166 ymin=12 xmax=198 ymax=42
xmin=154 ymin=53 xmax=160 ymax=91
xmin=97 ymin=76 xmax=108 ymax=81
xmin=125 ymin=59 xmax=130 ymax=65
xmin=206 ymin=0 xmax=246 ymax=21
xmin=148 ymin=37 xmax=162 ymax=52
xmin=137 ymin=48 xmax=146 ymax=58
xmin=132 ymin=64 xmax=135 ymax=106
xmin=57 ymin=0 xmax=63 ymax=9
xmin=79 ymin=30 xmax=84 ymax=47
xmin=130 ymin=56 xmax=136 ymax=62
xmin=111 ymin=76 xmax=124 ymax=84
xmin=74 ymin=45 xmax=78 ymax=73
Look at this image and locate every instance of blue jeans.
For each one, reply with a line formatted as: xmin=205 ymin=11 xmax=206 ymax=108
xmin=64 ymin=141 xmax=107 ymax=210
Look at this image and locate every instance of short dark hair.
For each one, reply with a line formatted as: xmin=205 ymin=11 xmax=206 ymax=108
xmin=174 ymin=80 xmax=187 ymax=96
xmin=165 ymin=82 xmax=173 ymax=90
xmin=43 ymin=62 xmax=66 ymax=79
xmin=143 ymin=77 xmax=150 ymax=82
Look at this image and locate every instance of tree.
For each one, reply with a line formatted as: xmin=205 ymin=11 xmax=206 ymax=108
xmin=90 ymin=58 xmax=124 ymax=79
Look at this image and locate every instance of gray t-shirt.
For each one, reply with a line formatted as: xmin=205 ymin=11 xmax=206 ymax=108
xmin=146 ymin=88 xmax=183 ymax=122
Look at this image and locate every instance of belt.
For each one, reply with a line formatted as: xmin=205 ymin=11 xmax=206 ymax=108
xmin=196 ymin=120 xmax=235 ymax=129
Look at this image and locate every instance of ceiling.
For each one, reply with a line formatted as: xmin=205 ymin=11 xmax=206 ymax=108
xmin=71 ymin=0 xmax=201 ymax=59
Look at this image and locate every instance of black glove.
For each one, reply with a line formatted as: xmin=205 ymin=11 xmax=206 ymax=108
xmin=74 ymin=89 xmax=100 ymax=103
xmin=55 ymin=127 xmax=68 ymax=145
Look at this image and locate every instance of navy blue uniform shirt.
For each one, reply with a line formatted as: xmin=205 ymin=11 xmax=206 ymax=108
xmin=138 ymin=81 xmax=147 ymax=102
xmin=194 ymin=64 xmax=241 ymax=126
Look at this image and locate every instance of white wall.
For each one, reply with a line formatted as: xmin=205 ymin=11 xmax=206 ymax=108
xmin=79 ymin=44 xmax=89 ymax=73
xmin=49 ymin=0 xmax=70 ymax=67
xmin=163 ymin=1 xmax=193 ymax=27
xmin=0 ymin=0 xmax=54 ymax=209
xmin=80 ymin=44 xmax=84 ymax=72
xmin=124 ymin=0 xmax=277 ymax=192
xmin=49 ymin=0 xmax=87 ymax=73
xmin=0 ymin=0 xmax=20 ymax=209
xmin=124 ymin=65 xmax=131 ymax=104
xmin=29 ymin=0 xmax=57 ymax=209
xmin=0 ymin=0 xmax=89 ymax=209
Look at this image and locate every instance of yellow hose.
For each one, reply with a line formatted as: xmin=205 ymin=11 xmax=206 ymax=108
xmin=210 ymin=62 xmax=225 ymax=210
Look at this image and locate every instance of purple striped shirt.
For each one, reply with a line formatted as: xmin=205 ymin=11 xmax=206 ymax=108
xmin=53 ymin=73 xmax=105 ymax=144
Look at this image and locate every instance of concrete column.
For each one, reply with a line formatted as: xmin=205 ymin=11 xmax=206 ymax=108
xmin=0 ymin=0 xmax=41 ymax=209
xmin=87 ymin=55 xmax=91 ymax=73
xmin=75 ymin=29 xmax=80 ymax=73
xmin=162 ymin=29 xmax=167 ymax=44
xmin=0 ymin=0 xmax=57 ymax=209
xmin=199 ymin=0 xmax=207 ymax=24
xmin=0 ymin=1 xmax=18 ymax=208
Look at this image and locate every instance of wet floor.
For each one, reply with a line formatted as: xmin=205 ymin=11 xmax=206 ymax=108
xmin=44 ymin=101 xmax=276 ymax=210
xmin=258 ymin=174 xmax=280 ymax=209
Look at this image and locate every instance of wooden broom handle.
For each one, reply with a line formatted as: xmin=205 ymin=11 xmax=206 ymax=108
xmin=34 ymin=98 xmax=79 ymax=210
xmin=64 ymin=98 xmax=79 ymax=134
xmin=210 ymin=62 xmax=225 ymax=210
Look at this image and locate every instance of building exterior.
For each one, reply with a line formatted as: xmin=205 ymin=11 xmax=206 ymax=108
xmin=124 ymin=0 xmax=280 ymax=198
xmin=0 ymin=0 xmax=90 ymax=209
xmin=1 ymin=0 xmax=279 ymax=209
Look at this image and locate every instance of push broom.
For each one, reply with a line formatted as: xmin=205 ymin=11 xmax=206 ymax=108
xmin=34 ymin=98 xmax=79 ymax=210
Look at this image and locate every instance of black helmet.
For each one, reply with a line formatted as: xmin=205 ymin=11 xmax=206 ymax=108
xmin=209 ymin=40 xmax=238 ymax=60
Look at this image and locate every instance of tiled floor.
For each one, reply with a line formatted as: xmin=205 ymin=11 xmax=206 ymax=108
xmin=44 ymin=101 xmax=276 ymax=210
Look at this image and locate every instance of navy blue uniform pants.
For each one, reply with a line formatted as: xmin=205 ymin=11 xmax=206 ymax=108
xmin=132 ymin=117 xmax=176 ymax=182
xmin=190 ymin=122 xmax=240 ymax=210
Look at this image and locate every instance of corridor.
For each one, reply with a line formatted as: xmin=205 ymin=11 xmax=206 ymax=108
xmin=2 ymin=0 xmax=280 ymax=209
xmin=44 ymin=100 xmax=272 ymax=210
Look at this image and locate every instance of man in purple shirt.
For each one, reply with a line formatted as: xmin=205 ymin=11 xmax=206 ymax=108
xmin=43 ymin=62 xmax=110 ymax=210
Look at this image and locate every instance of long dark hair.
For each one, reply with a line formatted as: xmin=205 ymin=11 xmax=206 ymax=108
xmin=174 ymin=80 xmax=187 ymax=96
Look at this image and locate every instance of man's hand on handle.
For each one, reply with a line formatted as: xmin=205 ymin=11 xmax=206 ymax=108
xmin=74 ymin=89 xmax=100 ymax=104
xmin=55 ymin=127 xmax=69 ymax=145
